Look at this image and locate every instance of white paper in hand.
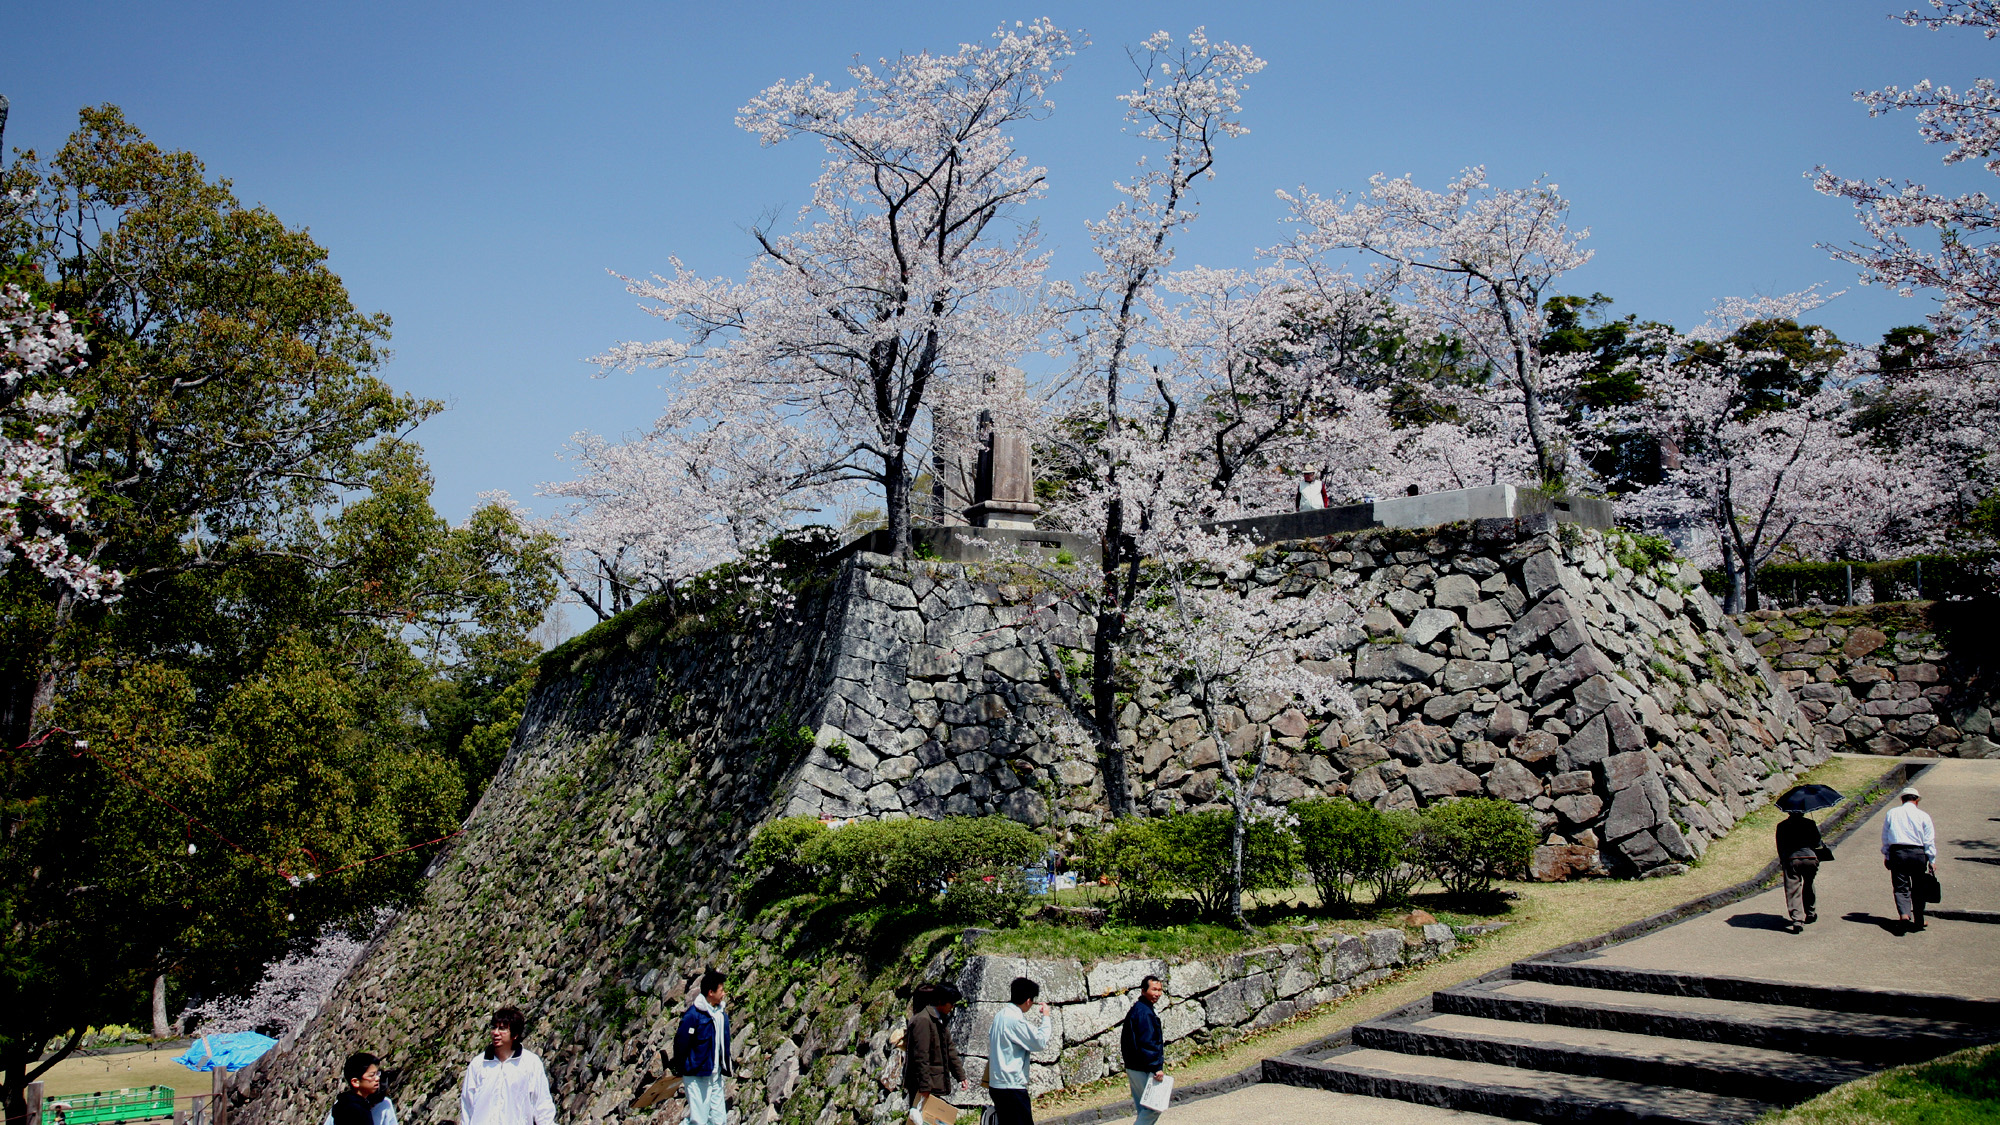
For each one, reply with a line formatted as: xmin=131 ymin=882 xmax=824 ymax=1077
xmin=1139 ymin=1074 xmax=1174 ymax=1112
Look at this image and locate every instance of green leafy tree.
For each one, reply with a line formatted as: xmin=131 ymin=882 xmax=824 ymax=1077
xmin=0 ymin=106 xmax=559 ymax=1116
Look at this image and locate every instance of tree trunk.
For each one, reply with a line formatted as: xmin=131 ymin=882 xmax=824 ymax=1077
xmin=883 ymin=453 xmax=912 ymax=559
xmin=152 ymin=973 xmax=171 ymax=1039
xmin=1721 ymin=538 xmax=1746 ymax=615
xmin=1091 ymin=607 xmax=1132 ymax=819
xmin=1227 ymin=789 xmax=1248 ymax=930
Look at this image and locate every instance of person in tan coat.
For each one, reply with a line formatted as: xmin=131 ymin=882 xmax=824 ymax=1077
xmin=902 ymin=983 xmax=966 ymax=1122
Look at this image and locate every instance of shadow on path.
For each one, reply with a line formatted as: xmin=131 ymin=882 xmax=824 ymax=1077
xmin=1842 ymin=910 xmax=1908 ymax=934
xmin=1726 ymin=912 xmax=1796 ymax=931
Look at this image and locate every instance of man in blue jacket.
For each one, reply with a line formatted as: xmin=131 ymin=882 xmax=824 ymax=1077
xmin=673 ymin=969 xmax=730 ymax=1125
xmin=1119 ymin=975 xmax=1167 ymax=1124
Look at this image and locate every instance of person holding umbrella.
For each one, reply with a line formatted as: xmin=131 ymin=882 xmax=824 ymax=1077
xmin=1774 ymin=784 xmax=1839 ymax=933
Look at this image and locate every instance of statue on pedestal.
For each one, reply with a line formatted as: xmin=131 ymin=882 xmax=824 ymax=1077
xmin=931 ymin=369 xmax=1041 ymax=530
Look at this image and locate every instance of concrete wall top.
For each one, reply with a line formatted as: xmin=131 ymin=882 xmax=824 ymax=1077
xmin=1213 ymin=484 xmax=1615 ymax=546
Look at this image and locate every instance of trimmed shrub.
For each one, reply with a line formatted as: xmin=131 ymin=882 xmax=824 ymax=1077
xmin=747 ymin=815 xmax=1045 ymax=907
xmin=741 ymin=815 xmax=827 ymax=901
xmin=1415 ymin=798 xmax=1537 ymax=899
xmin=939 ymin=867 xmax=1033 ymax=926
xmin=1294 ymin=798 xmax=1417 ymax=910
xmin=1097 ymin=811 xmax=1299 ymax=920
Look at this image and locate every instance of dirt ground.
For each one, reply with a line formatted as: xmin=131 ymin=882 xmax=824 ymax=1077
xmin=36 ymin=1048 xmax=207 ymax=1106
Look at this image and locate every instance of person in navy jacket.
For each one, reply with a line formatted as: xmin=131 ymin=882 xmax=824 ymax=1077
xmin=673 ymin=969 xmax=731 ymax=1125
xmin=1119 ymin=975 xmax=1167 ymax=1124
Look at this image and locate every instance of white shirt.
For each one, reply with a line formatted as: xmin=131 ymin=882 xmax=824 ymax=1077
xmin=1881 ymin=802 xmax=1937 ymax=861
xmin=323 ymin=1098 xmax=397 ymax=1125
xmin=986 ymin=1004 xmax=1051 ymax=1091
xmin=461 ymin=1048 xmax=556 ymax=1125
xmin=1297 ymin=480 xmax=1327 ymax=511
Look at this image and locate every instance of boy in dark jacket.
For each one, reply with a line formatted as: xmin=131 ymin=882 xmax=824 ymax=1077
xmin=902 ymin=982 xmax=965 ymax=1123
xmin=331 ymin=1053 xmax=381 ymax=1125
xmin=1120 ymin=976 xmax=1167 ymax=1125
xmin=673 ymin=969 xmax=730 ymax=1125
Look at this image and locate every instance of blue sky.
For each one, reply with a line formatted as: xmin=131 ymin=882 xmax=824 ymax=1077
xmin=4 ymin=1 xmax=1994 ymax=525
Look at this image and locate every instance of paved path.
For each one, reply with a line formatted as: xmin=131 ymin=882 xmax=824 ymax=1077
xmin=1096 ymin=758 xmax=1999 ymax=1123
xmin=1580 ymin=757 xmax=2000 ymax=999
xmin=1090 ymin=1081 xmax=1513 ymax=1125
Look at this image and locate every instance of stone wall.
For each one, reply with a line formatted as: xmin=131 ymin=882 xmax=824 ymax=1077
xmin=1741 ymin=602 xmax=2000 ymax=759
xmin=785 ymin=518 xmax=1822 ymax=879
xmin=942 ymin=926 xmax=1465 ymax=1106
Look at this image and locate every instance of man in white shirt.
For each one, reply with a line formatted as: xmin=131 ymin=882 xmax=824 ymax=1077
xmin=986 ymin=977 xmax=1052 ymax=1125
xmin=460 ymin=1006 xmax=556 ymax=1125
xmin=1881 ymin=786 xmax=1938 ymax=932
xmin=1296 ymin=470 xmax=1328 ymax=512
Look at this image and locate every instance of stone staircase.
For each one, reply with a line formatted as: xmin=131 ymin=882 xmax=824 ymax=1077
xmin=1264 ymin=957 xmax=2000 ymax=1124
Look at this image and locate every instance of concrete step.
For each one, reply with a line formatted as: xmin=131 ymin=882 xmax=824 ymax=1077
xmin=1514 ymin=958 xmax=2000 ymax=1025
xmin=1266 ymin=1045 xmax=1773 ymax=1125
xmin=1433 ymin=979 xmax=1994 ymax=1063
xmin=1352 ymin=1012 xmax=1876 ymax=1102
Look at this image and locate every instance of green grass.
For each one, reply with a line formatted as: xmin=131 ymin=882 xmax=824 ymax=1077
xmin=980 ymin=891 xmax=1513 ymax=963
xmin=1756 ymin=1043 xmax=2000 ymax=1125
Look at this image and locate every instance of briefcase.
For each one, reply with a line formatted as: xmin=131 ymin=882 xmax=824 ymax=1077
xmin=1919 ymin=871 xmax=1942 ymax=904
xmin=632 ymin=1074 xmax=682 ymax=1109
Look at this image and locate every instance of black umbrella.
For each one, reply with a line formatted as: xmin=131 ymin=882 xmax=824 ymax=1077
xmin=1777 ymin=784 xmax=1843 ymax=813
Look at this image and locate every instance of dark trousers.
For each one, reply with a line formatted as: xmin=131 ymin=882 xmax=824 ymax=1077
xmin=1782 ymin=855 xmax=1819 ymax=922
xmin=991 ymin=1087 xmax=1033 ymax=1125
xmin=1887 ymin=843 xmax=1930 ymax=922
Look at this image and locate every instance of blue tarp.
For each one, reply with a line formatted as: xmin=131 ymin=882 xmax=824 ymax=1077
xmin=174 ymin=1032 xmax=278 ymax=1072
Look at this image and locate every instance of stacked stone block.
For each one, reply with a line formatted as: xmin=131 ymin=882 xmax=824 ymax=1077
xmin=938 ymin=929 xmax=1461 ymax=1108
xmin=1741 ymin=604 xmax=1999 ymax=759
xmin=787 ymin=519 xmax=1821 ymax=879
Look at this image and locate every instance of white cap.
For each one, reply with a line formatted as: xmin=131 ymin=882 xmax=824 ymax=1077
xmin=1899 ymin=786 xmax=1922 ymax=800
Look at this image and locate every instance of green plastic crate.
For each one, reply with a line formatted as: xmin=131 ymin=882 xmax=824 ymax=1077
xmin=41 ymin=1086 xmax=174 ymax=1125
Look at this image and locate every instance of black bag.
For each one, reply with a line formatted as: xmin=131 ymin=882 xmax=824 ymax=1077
xmin=1813 ymin=845 xmax=1835 ymax=862
xmin=1918 ymin=871 xmax=1942 ymax=904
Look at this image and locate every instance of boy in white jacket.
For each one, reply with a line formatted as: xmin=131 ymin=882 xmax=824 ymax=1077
xmin=460 ymin=1006 xmax=555 ymax=1125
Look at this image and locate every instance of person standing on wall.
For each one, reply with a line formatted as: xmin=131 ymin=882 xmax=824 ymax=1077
xmin=1120 ymin=976 xmax=1168 ymax=1125
xmin=986 ymin=977 xmax=1053 ymax=1125
xmin=1296 ymin=469 xmax=1328 ymax=512
xmin=328 ymin=1053 xmax=396 ymax=1125
xmin=1882 ymin=786 xmax=1938 ymax=932
xmin=673 ymin=969 xmax=732 ymax=1125
xmin=903 ymin=982 xmax=967 ymax=1124
xmin=460 ymin=1006 xmax=556 ymax=1125
xmin=1775 ymin=809 xmax=1824 ymax=934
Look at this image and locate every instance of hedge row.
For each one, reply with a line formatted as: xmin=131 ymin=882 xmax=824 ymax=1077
xmin=742 ymin=814 xmax=1045 ymax=924
xmin=1704 ymin=553 xmax=1998 ymax=608
xmin=1079 ymin=797 xmax=1538 ymax=919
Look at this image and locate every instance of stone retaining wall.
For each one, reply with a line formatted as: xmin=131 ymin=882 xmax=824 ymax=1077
xmin=938 ymin=926 xmax=1464 ymax=1107
xmin=1741 ymin=603 xmax=1999 ymax=759
xmin=786 ymin=519 xmax=1822 ymax=879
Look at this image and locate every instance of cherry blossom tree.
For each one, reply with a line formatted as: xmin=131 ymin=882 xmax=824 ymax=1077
xmin=0 ymin=286 xmax=120 ymax=599
xmin=1812 ymin=2 xmax=2000 ymax=537
xmin=1035 ymin=29 xmax=1265 ymax=816
xmin=1618 ymin=294 xmax=1933 ymax=611
xmin=540 ymin=419 xmax=842 ymax=621
xmin=1276 ymin=168 xmax=1599 ymax=487
xmin=1123 ymin=520 xmax=1352 ymax=927
xmin=182 ymin=914 xmax=383 ymax=1039
xmin=597 ymin=21 xmax=1074 ymax=560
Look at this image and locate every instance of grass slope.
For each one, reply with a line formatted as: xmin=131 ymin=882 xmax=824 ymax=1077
xmin=1755 ymin=1043 xmax=2000 ymax=1125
